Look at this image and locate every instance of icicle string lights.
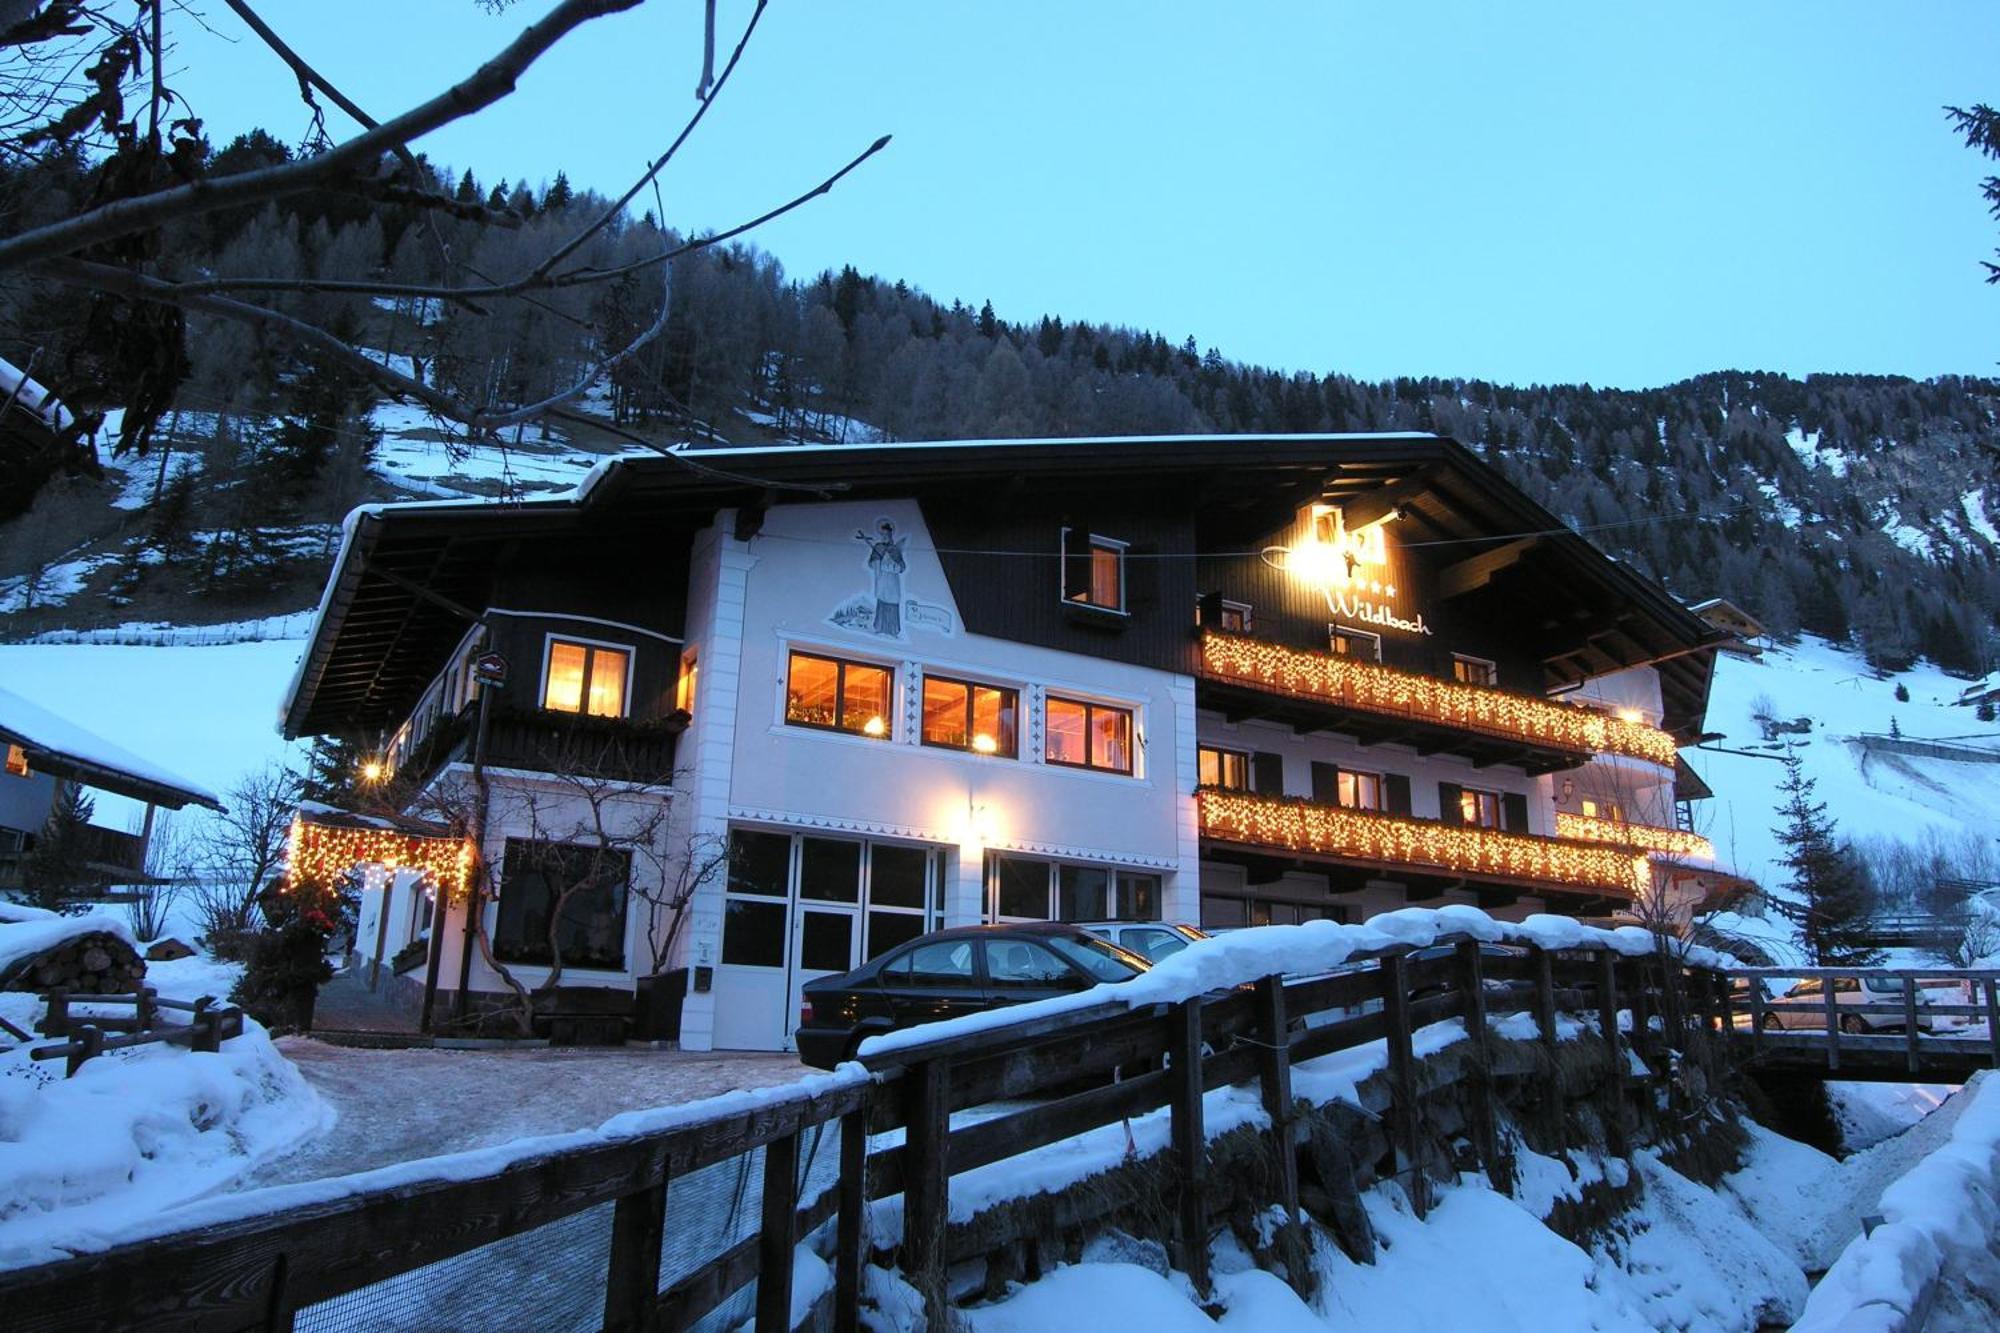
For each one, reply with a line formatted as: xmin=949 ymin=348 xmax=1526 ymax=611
xmin=1198 ymin=631 xmax=1680 ymax=768
xmin=1554 ymin=811 xmax=1713 ymax=861
xmin=285 ymin=815 xmax=476 ymax=905
xmin=1198 ymin=788 xmax=1650 ymax=898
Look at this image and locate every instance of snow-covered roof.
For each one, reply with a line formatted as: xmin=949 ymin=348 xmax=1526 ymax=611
xmin=0 ymin=685 xmax=222 ymax=811
xmin=0 ymin=355 xmax=75 ymax=433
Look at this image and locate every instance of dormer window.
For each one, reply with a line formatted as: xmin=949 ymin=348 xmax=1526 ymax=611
xmin=1062 ymin=529 xmax=1126 ymax=612
xmin=543 ymin=638 xmax=630 ymax=718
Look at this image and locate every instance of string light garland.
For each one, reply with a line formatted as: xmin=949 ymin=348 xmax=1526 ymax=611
xmin=285 ymin=814 xmax=476 ymax=905
xmin=1554 ymin=811 xmax=1713 ymax=861
xmin=1198 ymin=787 xmax=1649 ymax=898
xmin=1198 ymin=630 xmax=1679 ymax=768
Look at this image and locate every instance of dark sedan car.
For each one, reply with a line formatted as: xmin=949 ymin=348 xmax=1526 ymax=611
xmin=794 ymin=922 xmax=1151 ymax=1069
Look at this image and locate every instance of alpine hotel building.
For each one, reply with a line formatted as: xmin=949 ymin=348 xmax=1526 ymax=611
xmin=281 ymin=435 xmax=1726 ymax=1052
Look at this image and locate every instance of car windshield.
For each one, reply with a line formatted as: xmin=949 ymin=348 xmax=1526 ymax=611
xmin=1045 ymin=933 xmax=1148 ymax=983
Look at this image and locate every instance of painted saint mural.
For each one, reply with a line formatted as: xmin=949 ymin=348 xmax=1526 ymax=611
xmin=827 ymin=518 xmax=954 ymax=639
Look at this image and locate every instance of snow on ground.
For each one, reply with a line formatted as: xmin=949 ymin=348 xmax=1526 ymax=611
xmin=367 ymin=399 xmax=632 ymax=500
xmin=1963 ymin=490 xmax=2000 ymax=547
xmin=1687 ymin=635 xmax=2000 ymax=895
xmin=1827 ymin=1080 xmax=1957 ymax=1151
xmin=0 ymin=634 xmax=307 ymax=832
xmin=0 ymin=934 xmax=324 ymax=1270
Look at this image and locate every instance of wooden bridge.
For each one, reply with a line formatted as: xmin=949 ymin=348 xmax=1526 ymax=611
xmin=0 ymin=939 xmax=1990 ymax=1332
xmin=1726 ymin=964 xmax=2000 ymax=1083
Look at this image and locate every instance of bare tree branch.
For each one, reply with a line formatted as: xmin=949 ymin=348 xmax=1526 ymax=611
xmin=0 ymin=0 xmax=643 ymax=272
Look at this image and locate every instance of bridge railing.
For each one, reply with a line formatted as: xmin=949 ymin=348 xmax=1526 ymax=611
xmin=1722 ymin=965 xmax=2000 ymax=1077
xmin=0 ymin=933 xmax=1734 ymax=1333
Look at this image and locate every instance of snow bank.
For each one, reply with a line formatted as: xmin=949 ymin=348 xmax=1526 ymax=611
xmin=1793 ymin=1071 xmax=2000 ymax=1332
xmin=861 ymin=904 xmax=1733 ymax=1059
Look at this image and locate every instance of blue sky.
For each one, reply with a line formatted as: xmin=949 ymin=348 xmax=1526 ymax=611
xmin=170 ymin=2 xmax=1998 ymax=388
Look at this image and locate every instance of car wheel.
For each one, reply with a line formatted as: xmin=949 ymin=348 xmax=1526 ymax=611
xmin=1840 ymin=1014 xmax=1866 ymax=1035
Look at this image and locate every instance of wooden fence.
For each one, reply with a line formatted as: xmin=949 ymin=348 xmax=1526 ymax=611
xmin=0 ymin=935 xmax=1733 ymax=1332
xmin=27 ymin=985 xmax=244 ymax=1076
xmin=1725 ymin=965 xmax=2000 ymax=1082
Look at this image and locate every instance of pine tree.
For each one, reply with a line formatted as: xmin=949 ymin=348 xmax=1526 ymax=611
xmin=1769 ymin=752 xmax=1883 ymax=966
xmin=542 ymin=170 xmax=573 ymax=212
xmin=1979 ymin=700 xmax=1997 ymax=723
xmin=22 ymin=781 xmax=102 ymax=911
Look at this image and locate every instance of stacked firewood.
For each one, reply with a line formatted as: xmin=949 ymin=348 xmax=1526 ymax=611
xmin=1 ymin=932 xmax=147 ymax=994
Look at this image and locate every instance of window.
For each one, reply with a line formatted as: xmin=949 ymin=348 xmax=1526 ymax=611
xmin=785 ymin=650 xmax=893 ymax=738
xmin=1121 ymin=926 xmax=1192 ymax=963
xmin=866 ymin=843 xmax=935 ymax=960
xmin=1057 ymin=864 xmax=1111 ymax=920
xmin=1338 ymin=769 xmax=1385 ymax=812
xmin=1198 ymin=597 xmax=1253 ymax=632
xmin=1459 ymin=787 xmax=1501 ymax=829
xmin=5 ymin=744 xmax=28 ymax=778
xmin=883 ymin=938 xmax=977 ymax=988
xmin=921 ymin=675 xmax=1018 ymax=757
xmin=1198 ymin=746 xmax=1250 ymax=791
xmin=983 ymin=939 xmax=1077 ymax=989
xmin=543 ymin=638 xmax=630 ymax=718
xmin=493 ymin=839 xmax=630 ymax=969
xmin=991 ymin=853 xmax=1052 ymax=919
xmin=1330 ymin=626 xmax=1381 ymax=661
xmin=1062 ymin=529 xmax=1126 ymax=612
xmin=1453 ymin=655 xmax=1498 ymax=687
xmin=675 ymin=651 xmax=698 ymax=714
xmin=1579 ymin=798 xmax=1623 ymax=821
xmin=1045 ymin=696 xmax=1134 ymax=773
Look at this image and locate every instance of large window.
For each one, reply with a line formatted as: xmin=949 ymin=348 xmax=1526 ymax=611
xmin=1198 ymin=746 xmax=1250 ymax=791
xmin=785 ymin=650 xmax=892 ymax=738
xmin=493 ymin=838 xmax=630 ymax=969
xmin=1330 ymin=626 xmax=1381 ymax=661
xmin=987 ymin=852 xmax=1161 ymax=922
xmin=1045 ymin=696 xmax=1133 ymax=773
xmin=1338 ymin=769 xmax=1384 ymax=812
xmin=1062 ymin=529 xmax=1126 ymax=612
xmin=921 ymin=675 xmax=1018 ymax=757
xmin=1459 ymin=786 xmax=1501 ymax=829
xmin=543 ymin=638 xmax=630 ymax=717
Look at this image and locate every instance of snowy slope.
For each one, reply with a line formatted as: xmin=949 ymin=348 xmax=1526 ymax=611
xmin=1687 ymin=637 xmax=2000 ymax=895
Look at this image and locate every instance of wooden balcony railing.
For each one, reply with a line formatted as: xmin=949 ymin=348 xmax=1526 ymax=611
xmin=1197 ymin=630 xmax=1679 ymax=769
xmin=1554 ymin=811 xmax=1713 ymax=861
xmin=1198 ymin=787 xmax=1650 ymax=898
xmin=390 ymin=703 xmax=680 ymax=791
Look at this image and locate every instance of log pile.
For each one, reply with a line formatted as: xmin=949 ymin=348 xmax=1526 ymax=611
xmin=1 ymin=931 xmax=147 ymax=994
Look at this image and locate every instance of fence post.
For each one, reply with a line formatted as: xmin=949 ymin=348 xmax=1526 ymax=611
xmin=1168 ymin=997 xmax=1211 ymax=1295
xmin=1748 ymin=975 xmax=1765 ymax=1052
xmin=1903 ymin=977 xmax=1920 ymax=1076
xmin=1253 ymin=975 xmax=1299 ymax=1225
xmin=39 ymin=986 xmax=68 ymax=1038
xmin=1717 ymin=971 xmax=1736 ymax=1040
xmin=756 ymin=1130 xmax=800 ymax=1333
xmin=835 ymin=1100 xmax=868 ymax=1333
xmin=1985 ymin=978 xmax=2000 ymax=1071
xmin=1596 ymin=951 xmax=1628 ymax=1157
xmin=602 ymin=1167 xmax=668 ymax=1333
xmin=135 ymin=985 xmax=156 ymax=1035
xmin=1454 ymin=940 xmax=1505 ymax=1187
xmin=902 ymin=1058 xmax=950 ymax=1324
xmin=1530 ymin=947 xmax=1558 ymax=1051
xmin=1379 ymin=952 xmax=1427 ymax=1218
xmin=191 ymin=997 xmax=221 ymax=1053
xmin=1824 ymin=977 xmax=1840 ymax=1073
xmin=67 ymin=1023 xmax=102 ymax=1077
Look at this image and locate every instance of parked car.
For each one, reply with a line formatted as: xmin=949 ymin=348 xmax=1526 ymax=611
xmin=1075 ymin=920 xmax=1208 ymax=963
xmin=794 ymin=923 xmax=1152 ymax=1069
xmin=1406 ymin=942 xmax=1528 ymax=1002
xmin=1764 ymin=976 xmax=1937 ymax=1034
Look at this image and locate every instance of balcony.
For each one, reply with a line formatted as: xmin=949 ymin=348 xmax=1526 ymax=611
xmin=392 ymin=702 xmax=681 ymax=792
xmin=1554 ymin=811 xmax=1713 ymax=861
xmin=1197 ymin=787 xmax=1649 ymax=899
xmin=1196 ymin=630 xmax=1678 ymax=776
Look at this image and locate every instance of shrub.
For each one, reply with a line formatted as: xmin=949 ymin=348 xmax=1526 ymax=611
xmin=230 ymin=912 xmax=335 ymax=1033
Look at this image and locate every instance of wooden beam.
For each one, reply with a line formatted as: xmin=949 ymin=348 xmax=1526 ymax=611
xmin=1436 ymin=537 xmax=1539 ymax=600
xmin=1333 ymin=470 xmax=1435 ymax=532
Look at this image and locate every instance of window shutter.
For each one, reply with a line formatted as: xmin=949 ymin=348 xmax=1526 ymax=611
xmin=1384 ymin=773 xmax=1412 ymax=816
xmin=1438 ymin=782 xmax=1464 ymax=827
xmin=1252 ymin=751 xmax=1285 ymax=797
xmin=1195 ymin=591 xmax=1224 ymax=628
xmin=1310 ymin=761 xmax=1339 ymax=805
xmin=1061 ymin=526 xmax=1092 ymax=601
xmin=1125 ymin=542 xmax=1158 ymax=612
xmin=1501 ymin=792 xmax=1531 ymax=834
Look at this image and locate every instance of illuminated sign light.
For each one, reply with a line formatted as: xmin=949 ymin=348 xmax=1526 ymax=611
xmin=1198 ymin=788 xmax=1649 ymax=898
xmin=285 ymin=813 xmax=476 ymax=906
xmin=1554 ymin=811 xmax=1713 ymax=861
xmin=1263 ymin=504 xmax=1431 ymax=635
xmin=1198 ymin=631 xmax=1680 ymax=768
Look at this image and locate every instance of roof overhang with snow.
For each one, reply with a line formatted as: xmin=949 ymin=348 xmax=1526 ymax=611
xmin=282 ymin=434 xmax=1727 ymax=740
xmin=0 ymin=686 xmax=223 ymax=811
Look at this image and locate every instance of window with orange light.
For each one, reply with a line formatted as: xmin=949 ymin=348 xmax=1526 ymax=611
xmin=1046 ymin=696 xmax=1133 ymax=774
xmin=4 ymin=744 xmax=29 ymax=778
xmin=921 ymin=674 xmax=1017 ymax=757
xmin=1460 ymin=787 xmax=1501 ymax=828
xmin=675 ymin=651 xmax=698 ymax=714
xmin=1198 ymin=746 xmax=1249 ymax=790
xmin=1061 ymin=529 xmax=1126 ymax=612
xmin=1452 ymin=655 xmax=1498 ymax=687
xmin=542 ymin=639 xmax=630 ymax=718
xmin=786 ymin=650 xmax=892 ymax=739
